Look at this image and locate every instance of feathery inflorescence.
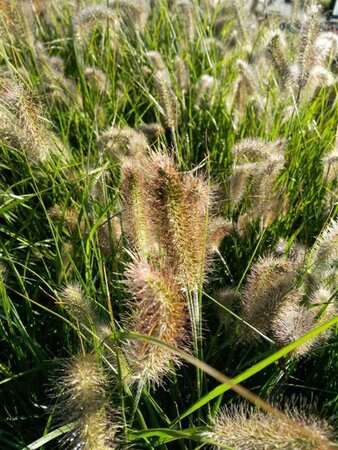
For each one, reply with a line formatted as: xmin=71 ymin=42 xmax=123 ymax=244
xmin=210 ymin=403 xmax=334 ymax=450
xmin=123 ymin=260 xmax=188 ymax=385
xmin=59 ymin=354 xmax=116 ymax=450
xmin=0 ymin=72 xmax=67 ymax=163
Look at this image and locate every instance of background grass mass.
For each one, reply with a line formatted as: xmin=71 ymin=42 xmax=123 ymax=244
xmin=0 ymin=0 xmax=337 ymax=449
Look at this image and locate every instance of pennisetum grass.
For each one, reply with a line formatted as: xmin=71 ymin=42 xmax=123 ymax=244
xmin=0 ymin=1 xmax=337 ymax=449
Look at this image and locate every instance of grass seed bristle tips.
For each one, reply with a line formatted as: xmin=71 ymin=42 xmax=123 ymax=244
xmin=58 ymin=354 xmax=117 ymax=450
xmin=210 ymin=403 xmax=334 ymax=450
xmin=123 ymin=260 xmax=189 ymax=386
xmin=0 ymin=73 xmax=67 ymax=163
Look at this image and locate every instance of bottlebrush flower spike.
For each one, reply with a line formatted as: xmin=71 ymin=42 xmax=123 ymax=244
xmin=58 ymin=282 xmax=99 ymax=333
xmin=266 ymin=31 xmax=290 ymax=89
xmin=123 ymin=260 xmax=189 ymax=386
xmin=59 ymin=354 xmax=116 ymax=450
xmin=153 ymin=70 xmax=179 ymax=130
xmin=239 ymin=256 xmax=298 ymax=343
xmin=210 ymin=402 xmax=334 ymax=450
xmin=297 ymin=3 xmax=320 ymax=89
xmin=72 ymin=5 xmax=120 ymax=44
xmin=120 ymin=158 xmax=157 ymax=259
xmin=100 ymin=126 xmax=149 ymax=160
xmin=148 ymin=152 xmax=212 ymax=290
xmin=232 ymin=138 xmax=285 ymax=164
xmin=135 ymin=123 xmax=164 ymax=143
xmin=311 ymin=218 xmax=338 ymax=273
xmin=108 ymin=0 xmax=150 ymax=33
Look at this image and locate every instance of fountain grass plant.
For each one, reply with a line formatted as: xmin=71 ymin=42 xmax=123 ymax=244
xmin=0 ymin=0 xmax=337 ymax=449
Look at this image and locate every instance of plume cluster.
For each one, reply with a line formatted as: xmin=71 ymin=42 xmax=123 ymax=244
xmin=229 ymin=138 xmax=288 ymax=233
xmin=119 ymin=151 xmax=228 ymax=384
xmin=231 ymin=220 xmax=338 ymax=357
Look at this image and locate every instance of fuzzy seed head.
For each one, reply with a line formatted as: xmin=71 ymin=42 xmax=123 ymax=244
xmin=175 ymin=0 xmax=197 ymax=43
xmin=135 ymin=123 xmax=164 ymax=143
xmin=108 ymin=0 xmax=149 ymax=33
xmin=58 ymin=282 xmax=98 ymax=330
xmin=120 ymin=158 xmax=158 ymax=258
xmin=207 ymin=217 xmax=233 ymax=253
xmin=210 ymin=403 xmax=333 ymax=450
xmin=195 ymin=74 xmax=217 ymax=107
xmin=60 ymin=354 xmax=116 ymax=450
xmin=229 ymin=162 xmax=257 ymax=207
xmin=84 ymin=66 xmax=108 ymax=93
xmin=312 ymin=218 xmax=338 ymax=272
xmin=232 ymin=138 xmax=285 ymax=164
xmin=153 ymin=70 xmax=179 ymax=130
xmin=100 ymin=126 xmax=149 ymax=159
xmin=174 ymin=56 xmax=190 ymax=93
xmin=148 ymin=152 xmax=212 ymax=290
xmin=240 ymin=256 xmax=298 ymax=342
xmin=298 ymin=4 xmax=320 ymax=88
xmin=123 ymin=260 xmax=188 ymax=385
xmin=72 ymin=5 xmax=120 ymax=43
xmin=266 ymin=31 xmax=290 ymax=88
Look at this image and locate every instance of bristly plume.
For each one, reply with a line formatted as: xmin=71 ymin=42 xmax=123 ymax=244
xmin=229 ymin=162 xmax=257 ymax=207
xmin=207 ymin=217 xmax=233 ymax=254
xmin=195 ymin=74 xmax=218 ymax=108
xmin=314 ymin=32 xmax=338 ymax=66
xmin=147 ymin=152 xmax=212 ymax=290
xmin=153 ymin=70 xmax=179 ymax=130
xmin=0 ymin=72 xmax=68 ymax=163
xmin=100 ymin=126 xmax=149 ymax=160
xmin=72 ymin=5 xmax=120 ymax=45
xmin=123 ymin=260 xmax=189 ymax=386
xmin=108 ymin=0 xmax=150 ymax=33
xmin=232 ymin=138 xmax=285 ymax=164
xmin=174 ymin=56 xmax=190 ymax=93
xmin=146 ymin=51 xmax=169 ymax=73
xmin=311 ymin=218 xmax=338 ymax=274
xmin=174 ymin=0 xmax=197 ymax=43
xmin=322 ymin=150 xmax=338 ymax=184
xmin=48 ymin=204 xmax=86 ymax=234
xmin=120 ymin=158 xmax=158 ymax=259
xmin=58 ymin=282 xmax=99 ymax=335
xmin=210 ymin=402 xmax=334 ymax=450
xmin=58 ymin=354 xmax=116 ymax=449
xmin=84 ymin=66 xmax=108 ymax=94
xmin=239 ymin=256 xmax=298 ymax=343
xmin=297 ymin=3 xmax=320 ymax=89
xmin=266 ymin=31 xmax=291 ymax=89
xmin=272 ymin=286 xmax=337 ymax=358
xmin=135 ymin=123 xmax=164 ymax=143
xmin=299 ymin=66 xmax=335 ymax=103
